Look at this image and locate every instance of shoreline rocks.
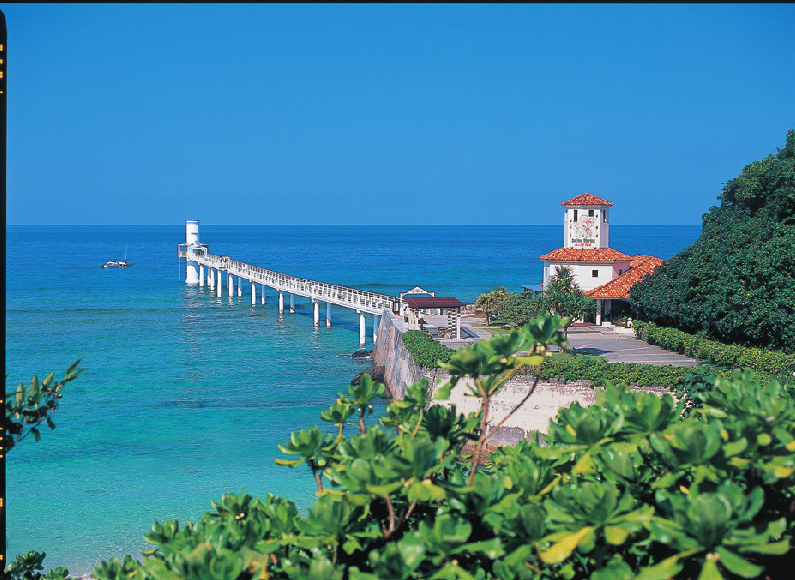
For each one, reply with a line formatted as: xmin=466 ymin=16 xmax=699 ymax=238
xmin=351 ymin=365 xmax=385 ymax=386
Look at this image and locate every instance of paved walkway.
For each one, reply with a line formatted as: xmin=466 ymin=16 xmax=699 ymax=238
xmin=565 ymin=326 xmax=698 ymax=366
xmin=425 ymin=315 xmax=698 ymax=367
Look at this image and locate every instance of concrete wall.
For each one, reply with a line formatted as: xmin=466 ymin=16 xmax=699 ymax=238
xmin=372 ymin=309 xmax=423 ymax=399
xmin=428 ymin=371 xmax=597 ymax=439
xmin=372 ymin=309 xmax=598 ymax=438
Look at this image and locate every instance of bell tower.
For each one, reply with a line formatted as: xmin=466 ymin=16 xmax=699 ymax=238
xmin=562 ymin=193 xmax=613 ymax=249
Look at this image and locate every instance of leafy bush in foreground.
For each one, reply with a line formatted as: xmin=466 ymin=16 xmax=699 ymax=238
xmin=1 ymin=550 xmax=69 ymax=580
xmin=90 ymin=314 xmax=794 ymax=580
xmin=4 ymin=359 xmax=85 ymax=451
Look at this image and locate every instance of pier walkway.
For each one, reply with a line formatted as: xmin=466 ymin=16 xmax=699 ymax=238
xmin=178 ymin=224 xmax=398 ymax=347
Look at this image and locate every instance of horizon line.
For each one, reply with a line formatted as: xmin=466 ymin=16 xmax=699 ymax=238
xmin=5 ymin=222 xmax=705 ymax=227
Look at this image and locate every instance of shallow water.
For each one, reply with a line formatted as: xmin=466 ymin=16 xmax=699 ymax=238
xmin=5 ymin=224 xmax=700 ymax=574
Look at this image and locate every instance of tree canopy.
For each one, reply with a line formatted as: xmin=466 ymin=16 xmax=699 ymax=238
xmin=630 ymin=130 xmax=795 ymax=353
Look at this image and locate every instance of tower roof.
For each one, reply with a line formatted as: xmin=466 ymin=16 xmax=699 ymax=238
xmin=539 ymin=248 xmax=632 ymax=263
xmin=561 ymin=193 xmax=614 ymax=207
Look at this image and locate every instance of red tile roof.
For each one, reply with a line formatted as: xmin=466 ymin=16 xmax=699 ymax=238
xmin=585 ymin=255 xmax=664 ymax=299
xmin=538 ymin=247 xmax=632 ymax=262
xmin=561 ymin=193 xmax=614 ymax=207
xmin=404 ymin=296 xmax=467 ymax=309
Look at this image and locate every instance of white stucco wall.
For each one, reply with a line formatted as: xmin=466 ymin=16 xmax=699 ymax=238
xmin=544 ymin=261 xmax=615 ymax=292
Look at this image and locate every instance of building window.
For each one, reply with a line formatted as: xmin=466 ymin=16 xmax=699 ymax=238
xmin=573 ymin=209 xmax=578 ymax=222
xmin=592 ymin=270 xmax=599 ymax=277
xmin=603 ymin=210 xmax=608 ymax=222
xmin=618 ymin=269 xmax=623 ymax=275
xmin=588 ymin=209 xmax=594 ymax=217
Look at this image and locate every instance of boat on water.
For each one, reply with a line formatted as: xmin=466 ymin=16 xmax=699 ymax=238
xmin=102 ymin=246 xmax=131 ymax=268
xmin=101 ymin=260 xmax=130 ymax=268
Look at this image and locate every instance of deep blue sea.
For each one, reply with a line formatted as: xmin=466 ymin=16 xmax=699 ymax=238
xmin=5 ymin=224 xmax=700 ymax=574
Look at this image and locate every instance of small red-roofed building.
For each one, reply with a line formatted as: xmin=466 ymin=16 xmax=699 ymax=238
xmin=540 ymin=194 xmax=664 ymax=324
xmin=403 ymin=296 xmax=467 ymax=339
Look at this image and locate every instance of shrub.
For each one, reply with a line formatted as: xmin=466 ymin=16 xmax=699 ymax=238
xmin=402 ymin=330 xmax=455 ymax=368
xmin=536 ymin=353 xmax=690 ymax=388
xmin=634 ymin=321 xmax=795 ymax=383
xmin=92 ymin=315 xmax=794 ymax=580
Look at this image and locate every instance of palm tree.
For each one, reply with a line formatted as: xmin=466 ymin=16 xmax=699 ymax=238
xmin=475 ymin=290 xmax=497 ymax=327
xmin=547 ymin=265 xmax=580 ymax=293
xmin=544 ymin=266 xmax=594 ymax=343
xmin=475 ymin=286 xmax=510 ymax=327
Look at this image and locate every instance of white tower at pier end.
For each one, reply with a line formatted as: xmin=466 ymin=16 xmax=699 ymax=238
xmin=184 ymin=220 xmax=200 ymax=285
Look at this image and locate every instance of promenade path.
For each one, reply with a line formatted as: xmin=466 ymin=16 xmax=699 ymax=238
xmin=429 ymin=315 xmax=698 ymax=367
xmin=566 ymin=325 xmax=699 ymax=366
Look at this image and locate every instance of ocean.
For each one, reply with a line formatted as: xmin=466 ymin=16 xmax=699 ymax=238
xmin=5 ymin=224 xmax=701 ymax=574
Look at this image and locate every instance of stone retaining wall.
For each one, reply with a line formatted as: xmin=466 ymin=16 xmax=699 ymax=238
xmin=372 ymin=310 xmax=423 ymax=399
xmin=372 ymin=310 xmax=598 ymax=437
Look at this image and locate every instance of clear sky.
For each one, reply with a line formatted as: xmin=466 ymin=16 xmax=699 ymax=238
xmin=3 ymin=3 xmax=794 ymax=225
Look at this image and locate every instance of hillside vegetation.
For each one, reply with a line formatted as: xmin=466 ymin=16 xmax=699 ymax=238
xmin=630 ymin=130 xmax=795 ymax=353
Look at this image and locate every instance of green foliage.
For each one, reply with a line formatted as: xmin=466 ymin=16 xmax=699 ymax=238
xmin=4 ymin=359 xmax=84 ymax=451
xmin=499 ymin=290 xmax=546 ymax=328
xmin=4 ymin=363 xmax=83 ymax=580
xmin=536 ymin=353 xmax=691 ymax=388
xmin=633 ymin=320 xmax=795 ymax=384
xmin=402 ymin=329 xmax=455 ymax=368
xmin=631 ymin=129 xmax=795 ymax=353
xmin=92 ymin=313 xmax=795 ymax=580
xmin=544 ymin=266 xmax=597 ymax=335
xmin=475 ymin=286 xmax=511 ymax=325
xmin=2 ymin=550 xmax=69 ymax=580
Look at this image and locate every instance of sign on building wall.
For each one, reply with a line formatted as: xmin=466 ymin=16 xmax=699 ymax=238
xmin=570 ymin=215 xmax=597 ymax=248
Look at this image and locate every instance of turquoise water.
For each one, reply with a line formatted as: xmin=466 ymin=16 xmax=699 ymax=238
xmin=5 ymin=224 xmax=700 ymax=574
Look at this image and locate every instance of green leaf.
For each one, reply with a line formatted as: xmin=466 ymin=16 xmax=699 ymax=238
xmin=636 ymin=555 xmax=684 ymax=580
xmin=604 ymin=524 xmax=631 ymax=545
xmin=435 ymin=382 xmax=452 ymax=401
xmin=739 ymin=539 xmax=789 ymax=556
xmin=698 ymin=559 xmax=724 ymax=580
xmin=715 ymin=547 xmax=763 ymax=579
xmin=538 ymin=527 xmax=593 ymax=564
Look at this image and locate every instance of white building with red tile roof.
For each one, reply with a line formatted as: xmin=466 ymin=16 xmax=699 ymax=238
xmin=539 ymin=194 xmax=663 ymax=324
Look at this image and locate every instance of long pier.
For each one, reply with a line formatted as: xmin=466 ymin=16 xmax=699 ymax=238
xmin=178 ymin=221 xmax=398 ymax=347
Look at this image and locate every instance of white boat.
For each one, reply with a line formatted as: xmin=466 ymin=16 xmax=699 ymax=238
xmin=102 ymin=246 xmax=131 ymax=268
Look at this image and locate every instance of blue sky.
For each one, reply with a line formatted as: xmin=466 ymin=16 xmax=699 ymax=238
xmin=3 ymin=4 xmax=794 ymax=225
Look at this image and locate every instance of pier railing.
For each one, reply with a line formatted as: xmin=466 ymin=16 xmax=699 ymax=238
xmin=187 ymin=248 xmax=399 ymax=315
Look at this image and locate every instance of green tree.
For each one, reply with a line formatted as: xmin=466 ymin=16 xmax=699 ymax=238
xmin=631 ymin=129 xmax=795 ymax=353
xmin=500 ymin=290 xmax=546 ymax=327
xmin=543 ymin=266 xmax=597 ymax=340
xmin=475 ymin=286 xmax=510 ymax=326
